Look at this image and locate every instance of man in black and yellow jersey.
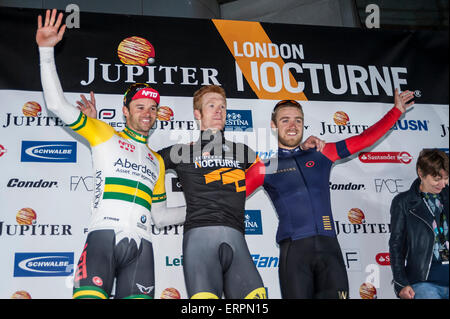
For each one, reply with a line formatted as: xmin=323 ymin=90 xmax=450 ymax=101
xmin=36 ymin=9 xmax=185 ymax=299
xmin=158 ymin=85 xmax=267 ymax=299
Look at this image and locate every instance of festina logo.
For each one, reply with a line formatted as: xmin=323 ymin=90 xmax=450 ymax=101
xmin=334 ymin=220 xmax=390 ymax=235
xmin=0 ymin=222 xmax=72 ymax=236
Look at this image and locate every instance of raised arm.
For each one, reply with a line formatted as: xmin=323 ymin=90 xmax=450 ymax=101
xmin=322 ymin=89 xmax=415 ymax=162
xmin=37 ymin=9 xmax=79 ymax=124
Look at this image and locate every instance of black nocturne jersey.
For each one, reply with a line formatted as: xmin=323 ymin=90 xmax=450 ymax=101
xmin=158 ymin=130 xmax=259 ymax=234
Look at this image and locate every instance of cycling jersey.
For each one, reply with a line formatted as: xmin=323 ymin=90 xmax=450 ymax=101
xmin=159 ymin=129 xmax=259 ymax=234
xmin=68 ymin=112 xmax=166 ymax=242
xmin=246 ymin=106 xmax=402 ymax=299
xmin=159 ymin=130 xmax=266 ymax=299
xmin=39 ymin=47 xmax=167 ymax=243
xmin=246 ymin=106 xmax=402 ymax=243
xmin=39 ymin=47 xmax=170 ymax=299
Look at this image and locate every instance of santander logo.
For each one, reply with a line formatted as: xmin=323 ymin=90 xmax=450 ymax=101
xmin=358 ymin=151 xmax=413 ymax=164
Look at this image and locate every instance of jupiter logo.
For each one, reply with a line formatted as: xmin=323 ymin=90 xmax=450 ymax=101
xmin=160 ymin=287 xmax=181 ymax=299
xmin=22 ymin=101 xmax=42 ymax=117
xmin=11 ymin=291 xmax=32 ymax=299
xmin=359 ymin=282 xmax=377 ymax=299
xmin=117 ymin=36 xmax=156 ymax=66
xmin=157 ymin=106 xmax=174 ymax=121
xmin=333 ymin=111 xmax=349 ymax=126
xmin=16 ymin=208 xmax=37 ymax=225
xmin=348 ymin=208 xmax=365 ymax=224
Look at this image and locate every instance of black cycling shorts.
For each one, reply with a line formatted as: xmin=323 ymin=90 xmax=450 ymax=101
xmin=183 ymin=226 xmax=266 ymax=299
xmin=72 ymin=229 xmax=155 ymax=299
xmin=279 ymin=235 xmax=349 ymax=299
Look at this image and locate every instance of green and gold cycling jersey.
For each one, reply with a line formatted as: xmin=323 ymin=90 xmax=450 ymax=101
xmin=68 ymin=111 xmax=166 ymax=241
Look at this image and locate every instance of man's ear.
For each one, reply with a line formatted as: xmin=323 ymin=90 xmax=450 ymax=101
xmin=123 ymin=106 xmax=129 ymax=119
xmin=194 ymin=109 xmax=202 ymax=121
xmin=270 ymin=120 xmax=277 ymax=129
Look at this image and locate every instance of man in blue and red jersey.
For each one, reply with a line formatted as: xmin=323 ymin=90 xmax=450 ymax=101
xmin=246 ymin=89 xmax=415 ymax=299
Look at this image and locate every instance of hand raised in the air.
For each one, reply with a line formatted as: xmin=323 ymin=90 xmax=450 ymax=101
xmin=36 ymin=9 xmax=66 ymax=47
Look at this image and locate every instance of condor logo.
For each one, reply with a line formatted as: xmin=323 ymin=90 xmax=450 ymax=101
xmin=14 ymin=252 xmax=74 ymax=277
xmin=21 ymin=141 xmax=77 ymax=163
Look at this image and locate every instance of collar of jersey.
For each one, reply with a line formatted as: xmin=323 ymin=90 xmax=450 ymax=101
xmin=278 ymin=146 xmax=302 ymax=157
xmin=122 ymin=126 xmax=148 ymax=144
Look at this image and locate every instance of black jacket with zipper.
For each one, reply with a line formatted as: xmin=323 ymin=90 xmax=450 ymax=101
xmin=389 ymin=178 xmax=449 ymax=297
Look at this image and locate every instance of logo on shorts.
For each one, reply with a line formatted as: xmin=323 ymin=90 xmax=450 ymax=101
xmin=136 ymin=283 xmax=154 ymax=295
xmin=92 ymin=276 xmax=103 ymax=286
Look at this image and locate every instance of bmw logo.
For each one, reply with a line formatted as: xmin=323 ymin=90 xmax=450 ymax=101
xmin=141 ymin=215 xmax=147 ymax=224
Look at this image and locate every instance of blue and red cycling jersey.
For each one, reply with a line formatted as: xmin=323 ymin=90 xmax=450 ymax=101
xmin=246 ymin=107 xmax=402 ymax=243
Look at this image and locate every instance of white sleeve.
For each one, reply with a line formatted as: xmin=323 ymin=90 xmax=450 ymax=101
xmin=39 ymin=46 xmax=80 ymax=124
xmin=150 ymin=202 xmax=186 ymax=228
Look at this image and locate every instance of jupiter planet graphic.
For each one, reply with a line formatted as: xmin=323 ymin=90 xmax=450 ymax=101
xmin=117 ymin=36 xmax=155 ymax=66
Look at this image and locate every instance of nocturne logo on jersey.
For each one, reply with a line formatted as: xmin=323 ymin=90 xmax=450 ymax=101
xmin=225 ymin=110 xmax=253 ymax=132
xmin=21 ymin=141 xmax=77 ymax=163
xmin=244 ymin=210 xmax=263 ymax=235
xmin=14 ymin=252 xmax=74 ymax=277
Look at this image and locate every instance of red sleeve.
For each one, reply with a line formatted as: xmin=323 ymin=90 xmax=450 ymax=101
xmin=245 ymin=160 xmax=266 ymax=197
xmin=322 ymin=106 xmax=402 ymax=162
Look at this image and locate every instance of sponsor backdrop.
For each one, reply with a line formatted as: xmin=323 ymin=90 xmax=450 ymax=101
xmin=0 ymin=7 xmax=448 ymax=299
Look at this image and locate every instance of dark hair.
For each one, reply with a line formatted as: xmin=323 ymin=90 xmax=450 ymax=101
xmin=416 ymin=148 xmax=449 ymax=178
xmin=271 ymin=100 xmax=303 ymax=123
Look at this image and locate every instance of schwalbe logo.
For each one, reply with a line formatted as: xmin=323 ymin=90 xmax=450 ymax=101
xmin=20 ymin=141 xmax=77 ymax=163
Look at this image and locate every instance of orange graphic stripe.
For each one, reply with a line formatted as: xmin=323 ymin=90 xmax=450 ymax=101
xmin=212 ymin=19 xmax=307 ymax=101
